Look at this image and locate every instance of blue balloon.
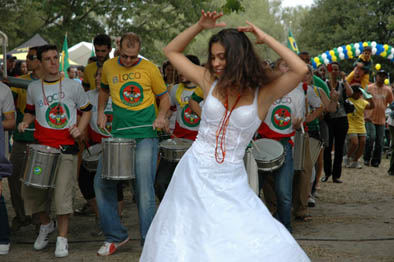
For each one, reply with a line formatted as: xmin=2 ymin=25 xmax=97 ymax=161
xmin=376 ymin=44 xmax=384 ymax=55
xmin=312 ymin=61 xmax=317 ymax=69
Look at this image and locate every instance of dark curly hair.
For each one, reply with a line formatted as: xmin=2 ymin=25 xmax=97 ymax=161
xmin=206 ymin=28 xmax=274 ymax=97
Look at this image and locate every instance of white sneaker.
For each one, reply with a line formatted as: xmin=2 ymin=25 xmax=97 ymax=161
xmin=344 ymin=156 xmax=353 ymax=167
xmin=34 ymin=220 xmax=56 ymax=250
xmin=0 ymin=243 xmax=10 ymax=255
xmin=55 ymin=236 xmax=68 ymax=258
xmin=350 ymin=161 xmax=362 ymax=169
xmin=97 ymin=237 xmax=129 ymax=256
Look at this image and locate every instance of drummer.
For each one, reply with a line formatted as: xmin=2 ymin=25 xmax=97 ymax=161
xmin=95 ymin=32 xmax=170 ymax=255
xmin=256 ymin=58 xmax=306 ymax=233
xmin=155 ymin=55 xmax=202 ymax=200
xmin=18 ymin=44 xmax=92 ymax=258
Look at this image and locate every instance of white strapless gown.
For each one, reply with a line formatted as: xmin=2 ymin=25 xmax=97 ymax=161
xmin=140 ymin=83 xmax=310 ymax=262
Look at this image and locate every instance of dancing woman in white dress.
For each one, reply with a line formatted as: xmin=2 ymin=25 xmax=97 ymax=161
xmin=140 ymin=10 xmax=310 ymax=262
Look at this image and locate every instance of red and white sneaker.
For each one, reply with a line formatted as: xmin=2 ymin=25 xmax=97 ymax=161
xmin=97 ymin=237 xmax=129 ymax=256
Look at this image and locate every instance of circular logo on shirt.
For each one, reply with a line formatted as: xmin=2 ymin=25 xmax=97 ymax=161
xmin=120 ymin=82 xmax=144 ymax=107
xmin=45 ymin=102 xmax=70 ymax=129
xmin=181 ymin=105 xmax=201 ymax=128
xmin=271 ymin=105 xmax=292 ymax=130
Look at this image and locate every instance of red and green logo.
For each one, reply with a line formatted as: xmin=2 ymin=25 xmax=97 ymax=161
xmin=45 ymin=102 xmax=70 ymax=129
xmin=120 ymin=82 xmax=143 ymax=107
xmin=271 ymin=105 xmax=291 ymax=130
xmin=181 ymin=105 xmax=200 ymax=128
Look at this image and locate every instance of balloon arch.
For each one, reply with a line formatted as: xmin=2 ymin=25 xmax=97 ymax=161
xmin=311 ymin=41 xmax=394 ymax=69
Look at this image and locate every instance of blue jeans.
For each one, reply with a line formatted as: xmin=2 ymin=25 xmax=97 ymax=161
xmin=259 ymin=141 xmax=294 ymax=232
xmin=94 ymin=138 xmax=159 ymax=245
xmin=364 ymin=122 xmax=385 ymax=166
xmin=0 ymin=194 xmax=10 ymax=245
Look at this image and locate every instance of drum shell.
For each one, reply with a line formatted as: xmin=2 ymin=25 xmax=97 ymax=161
xmin=252 ymin=139 xmax=285 ymax=172
xmin=22 ymin=144 xmax=60 ymax=189
xmin=82 ymin=143 xmax=102 ymax=172
xmin=102 ymin=138 xmax=136 ymax=180
xmin=159 ymin=138 xmax=193 ymax=162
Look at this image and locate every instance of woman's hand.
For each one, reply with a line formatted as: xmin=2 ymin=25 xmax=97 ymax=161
xmin=197 ymin=10 xmax=226 ymax=30
xmin=237 ymin=21 xmax=266 ymax=44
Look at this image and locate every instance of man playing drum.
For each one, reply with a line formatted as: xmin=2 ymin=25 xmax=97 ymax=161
xmin=95 ymin=32 xmax=170 ymax=256
xmin=256 ymin=58 xmax=306 ymax=233
xmin=18 ymin=45 xmax=92 ymax=258
xmin=155 ymin=55 xmax=202 ymax=200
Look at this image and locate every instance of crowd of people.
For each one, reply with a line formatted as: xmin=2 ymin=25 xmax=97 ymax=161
xmin=0 ymin=9 xmax=393 ymax=261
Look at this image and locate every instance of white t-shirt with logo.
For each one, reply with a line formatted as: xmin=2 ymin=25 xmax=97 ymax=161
xmin=26 ymin=78 xmax=91 ymax=147
xmin=86 ymin=89 xmax=113 ymax=137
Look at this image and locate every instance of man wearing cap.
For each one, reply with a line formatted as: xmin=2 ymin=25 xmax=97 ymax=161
xmin=6 ymin=54 xmax=17 ymax=76
xmin=363 ymin=70 xmax=393 ymax=167
xmin=8 ymin=46 xmax=44 ymax=232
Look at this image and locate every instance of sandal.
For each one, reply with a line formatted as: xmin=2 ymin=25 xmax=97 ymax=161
xmin=295 ymin=214 xmax=312 ymax=222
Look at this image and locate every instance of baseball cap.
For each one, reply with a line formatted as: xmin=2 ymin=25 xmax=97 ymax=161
xmin=6 ymin=54 xmax=17 ymax=60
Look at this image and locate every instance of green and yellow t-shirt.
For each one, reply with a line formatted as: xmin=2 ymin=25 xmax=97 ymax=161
xmin=101 ymin=57 xmax=167 ymax=139
xmin=11 ymin=73 xmax=37 ymax=142
xmin=82 ymin=62 xmax=99 ymax=91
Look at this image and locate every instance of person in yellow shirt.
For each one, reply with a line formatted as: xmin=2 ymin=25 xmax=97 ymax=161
xmin=8 ymin=45 xmax=44 ymax=233
xmin=94 ymin=32 xmax=170 ymax=256
xmin=82 ymin=34 xmax=112 ymax=91
xmin=345 ymin=85 xmax=374 ymax=168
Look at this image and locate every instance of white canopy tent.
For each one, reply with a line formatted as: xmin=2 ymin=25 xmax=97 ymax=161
xmin=69 ymin=41 xmax=148 ymax=66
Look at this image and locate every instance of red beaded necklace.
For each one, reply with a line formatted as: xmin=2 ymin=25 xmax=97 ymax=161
xmin=215 ymin=91 xmax=242 ymax=164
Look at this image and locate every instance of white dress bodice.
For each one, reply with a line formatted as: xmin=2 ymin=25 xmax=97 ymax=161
xmin=192 ymin=81 xmax=262 ymax=164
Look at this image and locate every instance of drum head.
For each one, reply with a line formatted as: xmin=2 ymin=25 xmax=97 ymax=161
xmin=29 ymin=144 xmax=60 ymax=154
xmin=160 ymin=138 xmax=193 ymax=150
xmin=82 ymin=143 xmax=103 ymax=161
xmin=251 ymin=139 xmax=284 ymax=162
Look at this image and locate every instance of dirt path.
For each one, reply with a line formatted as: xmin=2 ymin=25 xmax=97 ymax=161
xmin=2 ymin=158 xmax=394 ymax=261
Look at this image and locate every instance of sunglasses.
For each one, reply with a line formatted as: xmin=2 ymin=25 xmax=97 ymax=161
xmin=27 ymin=55 xmax=37 ymax=60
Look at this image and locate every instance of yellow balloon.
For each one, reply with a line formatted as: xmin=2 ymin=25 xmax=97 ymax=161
xmin=314 ymin=57 xmax=320 ymax=63
xmin=375 ymin=64 xmax=381 ymax=70
xmin=363 ymin=42 xmax=368 ymax=47
xmin=381 ymin=52 xmax=387 ymax=57
xmin=384 ymin=44 xmax=389 ymax=50
xmin=348 ymin=51 xmax=353 ymax=57
xmin=346 ymin=45 xmax=351 ymax=50
xmin=332 ymin=56 xmax=337 ymax=62
xmin=384 ymin=79 xmax=390 ymax=85
xmin=329 ymin=50 xmax=335 ymax=56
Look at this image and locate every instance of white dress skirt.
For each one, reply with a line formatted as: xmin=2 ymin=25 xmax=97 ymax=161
xmin=140 ymin=83 xmax=310 ymax=262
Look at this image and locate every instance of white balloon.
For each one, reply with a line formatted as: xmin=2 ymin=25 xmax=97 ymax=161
xmin=355 ymin=49 xmax=360 ymax=56
xmin=371 ymin=41 xmax=377 ymax=47
xmin=391 ymin=48 xmax=394 ymax=54
xmin=339 ymin=53 xmax=345 ymax=59
xmin=388 ymin=54 xmax=394 ymax=60
xmin=324 ymin=58 xmax=330 ymax=64
xmin=372 ymin=47 xmax=377 ymax=55
xmin=355 ymin=43 xmax=360 ymax=48
xmin=322 ymin=53 xmax=327 ymax=59
xmin=338 ymin=47 xmax=343 ymax=52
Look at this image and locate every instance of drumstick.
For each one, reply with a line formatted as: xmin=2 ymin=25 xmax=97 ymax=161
xmin=251 ymin=140 xmax=263 ymax=155
xmin=116 ymin=124 xmax=153 ymax=131
xmin=103 ymin=127 xmax=113 ymax=138
xmin=25 ymin=128 xmax=36 ymax=132
xmin=82 ymin=139 xmax=92 ymax=156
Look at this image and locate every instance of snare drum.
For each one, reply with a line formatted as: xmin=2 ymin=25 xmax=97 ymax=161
xmin=82 ymin=143 xmax=103 ymax=172
xmin=251 ymin=139 xmax=285 ymax=172
xmin=22 ymin=144 xmax=60 ymax=189
xmin=101 ymin=138 xmax=136 ymax=180
xmin=159 ymin=138 xmax=193 ymax=162
xmin=309 ymin=137 xmax=323 ymax=167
